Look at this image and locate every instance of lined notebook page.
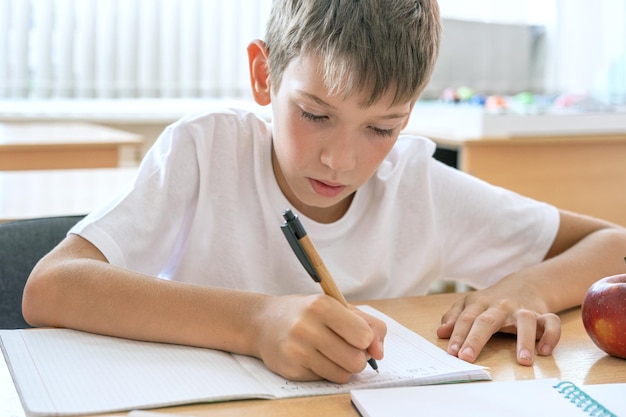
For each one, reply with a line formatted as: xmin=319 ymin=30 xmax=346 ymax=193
xmin=1 ymin=306 xmax=491 ymax=416
xmin=0 ymin=330 xmax=271 ymax=416
xmin=0 ymin=352 xmax=25 ymax=417
xmin=235 ymin=305 xmax=491 ymax=398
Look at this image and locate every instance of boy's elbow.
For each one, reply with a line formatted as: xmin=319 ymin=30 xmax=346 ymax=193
xmin=22 ymin=234 xmax=105 ymax=328
xmin=22 ymin=261 xmax=60 ymax=327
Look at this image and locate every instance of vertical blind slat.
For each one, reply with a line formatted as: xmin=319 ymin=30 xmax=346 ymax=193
xmin=53 ymin=0 xmax=75 ymax=98
xmin=137 ymin=0 xmax=159 ymax=98
xmin=11 ymin=0 xmax=31 ymax=98
xmin=32 ymin=0 xmax=53 ymax=98
xmin=179 ymin=0 xmax=199 ymax=97
xmin=159 ymin=0 xmax=180 ymax=98
xmin=116 ymin=0 xmax=138 ymax=98
xmin=74 ymin=0 xmax=96 ymax=98
xmin=0 ymin=0 xmax=10 ymax=97
xmin=199 ymin=1 xmax=221 ymax=97
xmin=95 ymin=0 xmax=117 ymax=98
xmin=218 ymin=2 xmax=235 ymax=97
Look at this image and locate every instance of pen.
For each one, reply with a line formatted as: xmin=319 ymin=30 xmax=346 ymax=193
xmin=280 ymin=208 xmax=379 ymax=373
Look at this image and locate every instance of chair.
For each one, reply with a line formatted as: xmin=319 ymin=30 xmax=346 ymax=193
xmin=0 ymin=215 xmax=85 ymax=329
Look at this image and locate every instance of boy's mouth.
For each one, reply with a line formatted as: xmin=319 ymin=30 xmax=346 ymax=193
xmin=309 ymin=178 xmax=347 ymax=198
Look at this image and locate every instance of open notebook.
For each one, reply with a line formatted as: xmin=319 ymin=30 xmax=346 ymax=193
xmin=351 ymin=378 xmax=626 ymax=417
xmin=0 ymin=305 xmax=490 ymax=417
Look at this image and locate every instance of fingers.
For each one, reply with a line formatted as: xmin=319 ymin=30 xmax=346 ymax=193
xmin=349 ymin=306 xmax=387 ymax=360
xmin=515 ymin=309 xmax=538 ymax=365
xmin=257 ymin=295 xmax=386 ymax=384
xmin=437 ymin=298 xmax=465 ymax=339
xmin=313 ymin=304 xmax=386 ymax=380
xmin=279 ymin=323 xmax=369 ymax=383
xmin=535 ymin=313 xmax=561 ymax=356
xmin=449 ymin=306 xmax=505 ymax=363
xmin=438 ymin=296 xmax=562 ymax=366
xmin=515 ymin=311 xmax=561 ymax=365
xmin=437 ymin=296 xmax=494 ymax=361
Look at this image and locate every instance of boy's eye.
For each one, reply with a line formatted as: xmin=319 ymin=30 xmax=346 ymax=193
xmin=300 ymin=110 xmax=327 ymax=123
xmin=299 ymin=108 xmax=395 ymax=137
xmin=370 ymin=126 xmax=395 ymax=137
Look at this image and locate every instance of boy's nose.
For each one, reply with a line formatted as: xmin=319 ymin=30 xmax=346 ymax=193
xmin=320 ymin=134 xmax=357 ymax=173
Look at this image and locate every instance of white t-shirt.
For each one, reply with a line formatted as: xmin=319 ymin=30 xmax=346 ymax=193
xmin=70 ymin=108 xmax=559 ymax=300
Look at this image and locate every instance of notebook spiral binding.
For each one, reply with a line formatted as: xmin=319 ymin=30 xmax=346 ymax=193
xmin=554 ymin=381 xmax=617 ymax=417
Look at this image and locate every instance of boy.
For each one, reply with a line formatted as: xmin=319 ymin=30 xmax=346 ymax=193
xmin=23 ymin=0 xmax=626 ymax=384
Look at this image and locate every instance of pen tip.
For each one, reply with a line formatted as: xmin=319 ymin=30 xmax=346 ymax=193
xmin=367 ymin=358 xmax=379 ymax=373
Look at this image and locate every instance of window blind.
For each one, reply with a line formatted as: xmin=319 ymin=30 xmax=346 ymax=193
xmin=0 ymin=0 xmax=270 ymax=99
xmin=1 ymin=0 xmax=623 ymax=104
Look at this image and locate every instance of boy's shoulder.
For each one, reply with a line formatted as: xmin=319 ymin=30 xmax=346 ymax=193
xmin=174 ymin=107 xmax=269 ymax=129
xmin=375 ymin=134 xmax=438 ymax=180
xmin=396 ymin=133 xmax=436 ymax=147
xmin=390 ymin=134 xmax=437 ymax=160
xmin=158 ymin=107 xmax=272 ymax=156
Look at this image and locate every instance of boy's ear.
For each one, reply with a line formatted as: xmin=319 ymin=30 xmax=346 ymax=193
xmin=247 ymin=40 xmax=271 ymax=106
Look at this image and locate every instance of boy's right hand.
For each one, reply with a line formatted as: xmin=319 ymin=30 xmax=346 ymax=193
xmin=252 ymin=294 xmax=386 ymax=383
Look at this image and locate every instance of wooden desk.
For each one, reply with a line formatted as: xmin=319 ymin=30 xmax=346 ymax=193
xmin=0 ymin=122 xmax=143 ymax=170
xmin=426 ymin=133 xmax=626 ymax=227
xmin=0 ymin=168 xmax=138 ymax=222
xmin=0 ymin=292 xmax=608 ymax=417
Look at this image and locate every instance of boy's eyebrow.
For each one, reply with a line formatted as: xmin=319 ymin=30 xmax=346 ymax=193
xmin=297 ymin=90 xmax=336 ymax=110
xmin=296 ymin=90 xmax=410 ymax=120
xmin=376 ymin=111 xmax=411 ymax=120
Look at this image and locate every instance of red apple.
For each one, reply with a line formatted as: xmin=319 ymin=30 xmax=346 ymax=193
xmin=582 ymin=274 xmax=626 ymax=359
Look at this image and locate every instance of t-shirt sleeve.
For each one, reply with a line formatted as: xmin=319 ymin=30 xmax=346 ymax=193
xmin=69 ymin=120 xmax=201 ymax=277
xmin=429 ymin=159 xmax=560 ymax=289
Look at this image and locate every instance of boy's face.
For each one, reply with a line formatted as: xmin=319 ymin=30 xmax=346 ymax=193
xmin=269 ymin=53 xmax=414 ymax=223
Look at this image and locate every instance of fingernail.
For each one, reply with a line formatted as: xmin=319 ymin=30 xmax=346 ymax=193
xmin=519 ymin=348 xmax=532 ymax=362
xmin=449 ymin=343 xmax=460 ymax=354
xmin=539 ymin=344 xmax=552 ymax=355
xmin=460 ymin=347 xmax=475 ymax=361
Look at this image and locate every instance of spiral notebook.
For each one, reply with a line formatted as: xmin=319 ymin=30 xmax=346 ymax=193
xmin=351 ymin=378 xmax=626 ymax=417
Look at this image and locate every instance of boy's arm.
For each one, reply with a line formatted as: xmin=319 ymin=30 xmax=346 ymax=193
xmin=437 ymin=210 xmax=626 ymax=366
xmin=22 ymin=235 xmax=385 ymax=383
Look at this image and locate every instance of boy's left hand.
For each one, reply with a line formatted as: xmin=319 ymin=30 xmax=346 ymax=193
xmin=436 ymin=280 xmax=561 ymax=366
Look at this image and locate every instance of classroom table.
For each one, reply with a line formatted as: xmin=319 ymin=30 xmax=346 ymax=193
xmin=3 ymin=292 xmax=622 ymax=417
xmin=0 ymin=122 xmax=143 ymax=170
xmin=0 ymin=167 xmax=138 ymax=222
xmin=423 ymin=132 xmax=626 ymax=228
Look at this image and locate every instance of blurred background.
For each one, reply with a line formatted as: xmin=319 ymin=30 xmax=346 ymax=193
xmin=0 ymin=0 xmax=624 ymax=104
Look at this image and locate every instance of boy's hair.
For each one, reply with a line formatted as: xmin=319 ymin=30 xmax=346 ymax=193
xmin=265 ymin=0 xmax=441 ymax=106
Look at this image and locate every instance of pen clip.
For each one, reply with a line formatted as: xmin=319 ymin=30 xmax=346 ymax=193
xmin=281 ymin=209 xmax=321 ymax=283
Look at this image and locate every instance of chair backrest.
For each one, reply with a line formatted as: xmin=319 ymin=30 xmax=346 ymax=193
xmin=0 ymin=215 xmax=85 ymax=329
